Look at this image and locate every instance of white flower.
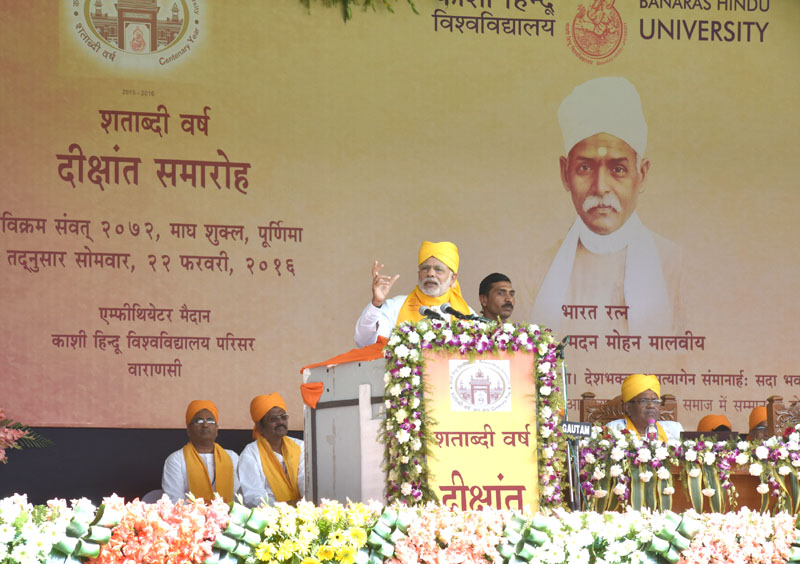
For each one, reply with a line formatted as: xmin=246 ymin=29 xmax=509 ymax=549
xmin=540 ymin=385 xmax=552 ymax=396
xmin=584 ymin=453 xmax=596 ymax=464
xmin=749 ymin=463 xmax=763 ymax=476
xmin=701 ymin=488 xmax=716 ymax=497
xmin=613 ymin=482 xmax=627 ymax=496
xmin=394 ymin=409 xmax=408 ymax=422
xmin=636 ymin=448 xmax=652 ymax=463
xmin=423 ymin=331 xmax=436 ymax=342
xmin=609 ymin=464 xmax=623 ymax=478
xmin=407 ymin=331 xmax=420 ymax=344
xmin=654 ymin=447 xmax=669 ymax=460
xmin=703 ymin=451 xmax=716 ymax=465
xmin=755 ymin=445 xmax=770 ymax=460
xmin=778 ymin=465 xmax=792 ymax=476
xmin=410 ymin=397 xmax=420 ymax=409
xmin=537 ymin=343 xmax=548 ymax=356
xmin=396 ymin=429 xmax=410 ymax=443
xmin=411 ymin=375 xmax=420 ymax=386
xmin=384 ymin=400 xmax=392 ymax=409
xmin=399 ymin=366 xmax=412 ymax=378
xmin=541 ymin=406 xmax=553 ymax=419
xmin=688 ymin=468 xmax=701 ymax=478
xmin=401 ymin=482 xmax=412 ymax=495
xmin=394 ymin=344 xmax=410 ymax=358
xmin=737 ymin=440 xmax=750 ymax=451
xmin=0 ymin=524 xmax=15 ymax=544
xmin=411 ymin=439 xmax=422 ymax=451
xmin=610 ymin=447 xmax=625 ymax=462
xmin=503 ymin=323 xmax=515 ymax=333
xmin=538 ymin=362 xmax=552 ymax=374
xmin=543 ymin=447 xmax=555 ymax=458
xmin=684 ymin=449 xmax=698 ymax=462
xmin=417 ymin=321 xmax=429 ymax=332
xmin=530 ymin=324 xmax=540 ymax=333
xmin=443 ymin=329 xmax=454 ymax=341
xmin=594 ymin=489 xmax=608 ymax=498
xmin=663 ymin=486 xmax=675 ymax=495
xmin=756 ymin=483 xmax=770 ymax=494
xmin=657 ymin=467 xmax=671 ymax=481
xmin=400 ymin=456 xmax=409 ymax=464
xmin=735 ymin=452 xmax=749 ymax=466
xmin=639 ymin=471 xmax=653 ymax=483
xmin=540 ymin=427 xmax=552 ymax=438
xmin=389 ymin=384 xmax=402 ymax=397
xmin=388 ymin=334 xmax=400 ymax=346
xmin=592 ymin=468 xmax=605 ymax=481
xmin=778 ymin=447 xmax=789 ymax=460
xmin=383 ymin=372 xmax=391 ymax=384
xmin=459 ymin=333 xmax=471 ymax=344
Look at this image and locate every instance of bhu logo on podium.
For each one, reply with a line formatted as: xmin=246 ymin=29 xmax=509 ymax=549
xmin=449 ymin=360 xmax=512 ymax=412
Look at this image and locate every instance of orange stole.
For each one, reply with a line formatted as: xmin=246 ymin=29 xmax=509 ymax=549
xmin=396 ymin=285 xmax=471 ymax=325
xmin=256 ymin=435 xmax=301 ymax=502
xmin=182 ymin=443 xmax=235 ymax=502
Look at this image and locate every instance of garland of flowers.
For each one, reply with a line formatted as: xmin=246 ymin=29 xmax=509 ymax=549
xmin=379 ymin=318 xmax=567 ymax=509
xmin=579 ymin=423 xmax=800 ymax=514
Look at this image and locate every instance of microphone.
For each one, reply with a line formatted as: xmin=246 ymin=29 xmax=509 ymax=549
xmin=419 ymin=306 xmax=444 ymax=320
xmin=440 ymin=302 xmax=471 ymax=320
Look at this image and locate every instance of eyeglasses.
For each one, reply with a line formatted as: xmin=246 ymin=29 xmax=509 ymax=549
xmin=628 ymin=398 xmax=662 ymax=407
xmin=191 ymin=418 xmax=217 ymax=426
xmin=418 ymin=264 xmax=449 ymax=275
xmin=266 ymin=413 xmax=289 ymax=424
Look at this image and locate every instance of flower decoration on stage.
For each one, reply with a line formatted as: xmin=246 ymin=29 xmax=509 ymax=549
xmin=379 ymin=318 xmax=567 ymax=508
xmin=745 ymin=425 xmax=800 ymax=514
xmin=0 ymin=494 xmax=73 ymax=564
xmin=0 ymin=408 xmax=52 ymax=464
xmin=88 ymin=494 xmax=230 ymax=564
xmin=249 ymin=498 xmax=379 ymax=564
xmin=679 ymin=436 xmax=740 ymax=514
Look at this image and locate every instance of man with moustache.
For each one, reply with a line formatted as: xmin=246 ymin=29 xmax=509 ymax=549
xmin=238 ymin=393 xmax=304 ymax=507
xmin=531 ymin=77 xmax=682 ymax=336
xmin=354 ymin=241 xmax=473 ymax=348
xmin=607 ymin=373 xmax=684 ymax=441
xmin=478 ymin=273 xmax=515 ymax=322
xmin=162 ymin=400 xmax=239 ymax=503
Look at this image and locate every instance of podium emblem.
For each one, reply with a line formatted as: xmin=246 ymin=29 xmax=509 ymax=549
xmin=449 ymin=359 xmax=512 ymax=412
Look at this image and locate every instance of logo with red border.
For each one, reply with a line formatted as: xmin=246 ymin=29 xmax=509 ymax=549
xmin=565 ymin=0 xmax=627 ymax=65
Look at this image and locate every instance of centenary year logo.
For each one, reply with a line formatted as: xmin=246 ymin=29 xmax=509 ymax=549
xmin=449 ymin=360 xmax=512 ymax=412
xmin=565 ymin=0 xmax=627 ymax=65
xmin=70 ymin=0 xmax=201 ymax=68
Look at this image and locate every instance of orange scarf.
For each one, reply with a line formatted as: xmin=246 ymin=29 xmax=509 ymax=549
xmin=396 ymin=284 xmax=471 ymax=325
xmin=182 ymin=443 xmax=234 ymax=503
xmin=256 ymin=435 xmax=301 ymax=503
xmin=625 ymin=417 xmax=668 ymax=442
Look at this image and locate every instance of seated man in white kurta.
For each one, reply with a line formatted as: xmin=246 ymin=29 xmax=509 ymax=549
xmin=238 ymin=393 xmax=304 ymax=507
xmin=607 ymin=373 xmax=684 ymax=442
xmin=354 ymin=240 xmax=473 ymax=348
xmin=162 ymin=400 xmax=240 ymax=503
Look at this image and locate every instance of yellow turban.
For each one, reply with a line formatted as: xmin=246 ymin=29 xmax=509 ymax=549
xmin=749 ymin=406 xmax=767 ymax=430
xmin=185 ymin=400 xmax=219 ymax=427
xmin=621 ymin=373 xmax=660 ymax=402
xmin=250 ymin=393 xmax=287 ymax=423
xmin=418 ymin=241 xmax=459 ymax=274
xmin=697 ymin=414 xmax=731 ymax=433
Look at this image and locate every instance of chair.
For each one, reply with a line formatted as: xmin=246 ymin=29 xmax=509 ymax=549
xmin=766 ymin=395 xmax=800 ymax=436
xmin=579 ymin=391 xmax=678 ymax=425
xmin=141 ymin=489 xmax=164 ymax=503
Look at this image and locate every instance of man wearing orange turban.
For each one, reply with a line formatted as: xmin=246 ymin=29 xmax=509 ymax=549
xmin=696 ymin=414 xmax=732 ymax=433
xmin=354 ymin=241 xmax=474 ymax=348
xmin=238 ymin=393 xmax=304 ymax=507
xmin=162 ymin=400 xmax=239 ymax=503
xmin=748 ymin=406 xmax=769 ymax=441
xmin=606 ymin=373 xmax=684 ymax=441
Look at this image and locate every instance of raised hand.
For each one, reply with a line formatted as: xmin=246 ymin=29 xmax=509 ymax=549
xmin=371 ymin=260 xmax=400 ymax=308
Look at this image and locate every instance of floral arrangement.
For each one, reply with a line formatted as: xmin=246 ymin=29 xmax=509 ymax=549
xmin=579 ymin=423 xmax=800 ymax=514
xmin=87 ymin=494 xmax=229 ymax=564
xmin=379 ymin=319 xmax=567 ymax=508
xmin=0 ymin=409 xmax=53 ymax=465
xmin=3 ymin=495 xmax=800 ymax=564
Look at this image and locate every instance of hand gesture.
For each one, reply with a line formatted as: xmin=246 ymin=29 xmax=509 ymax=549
xmin=371 ymin=260 xmax=399 ymax=308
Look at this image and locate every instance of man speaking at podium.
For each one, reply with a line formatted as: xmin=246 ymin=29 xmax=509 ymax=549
xmin=354 ymin=241 xmax=473 ymax=347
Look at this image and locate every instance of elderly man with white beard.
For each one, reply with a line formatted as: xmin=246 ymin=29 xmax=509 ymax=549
xmin=354 ymin=241 xmax=474 ymax=348
xmin=531 ymin=77 xmax=683 ymax=337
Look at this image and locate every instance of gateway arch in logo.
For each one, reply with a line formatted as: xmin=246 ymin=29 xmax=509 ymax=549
xmin=86 ymin=0 xmax=188 ymax=54
xmin=449 ymin=360 xmax=512 ymax=412
xmin=566 ymin=0 xmax=627 ymax=65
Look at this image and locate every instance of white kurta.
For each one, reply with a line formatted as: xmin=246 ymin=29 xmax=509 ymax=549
xmin=161 ymin=447 xmax=240 ymax=503
xmin=237 ymin=438 xmax=305 ymax=508
xmin=353 ymin=295 xmax=408 ymax=348
xmin=606 ymin=418 xmax=684 ymax=442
